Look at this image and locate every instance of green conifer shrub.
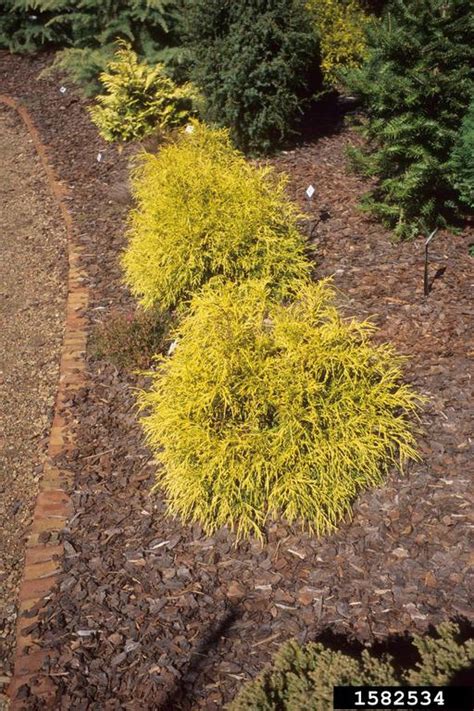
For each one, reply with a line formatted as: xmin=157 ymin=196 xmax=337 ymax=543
xmin=89 ymin=43 xmax=197 ymax=142
xmin=0 ymin=1 xmax=66 ymax=53
xmin=345 ymin=0 xmax=474 ymax=239
xmin=450 ymin=99 xmax=474 ymax=209
xmin=184 ymin=0 xmax=321 ymax=154
xmin=1 ymin=0 xmax=187 ymax=96
xmin=139 ymin=278 xmax=420 ymax=540
xmin=230 ymin=623 xmax=474 ymax=710
xmin=122 ymin=122 xmax=310 ymax=311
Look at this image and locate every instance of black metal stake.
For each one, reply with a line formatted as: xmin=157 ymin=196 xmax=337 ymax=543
xmin=424 ymin=228 xmax=438 ymax=296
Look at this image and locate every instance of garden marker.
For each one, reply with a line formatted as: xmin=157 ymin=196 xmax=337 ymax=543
xmin=306 ymin=184 xmax=315 ymax=200
xmin=97 ymin=152 xmax=103 ymax=162
xmin=424 ymin=227 xmax=439 ymax=296
xmin=167 ymin=340 xmax=178 ymax=355
xmin=59 ymin=86 xmax=67 ymax=94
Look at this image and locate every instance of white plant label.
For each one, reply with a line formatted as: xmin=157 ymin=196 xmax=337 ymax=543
xmin=97 ymin=152 xmax=103 ymax=162
xmin=167 ymin=340 xmax=178 ymax=355
xmin=59 ymin=86 xmax=67 ymax=94
xmin=306 ymin=184 xmax=315 ymax=199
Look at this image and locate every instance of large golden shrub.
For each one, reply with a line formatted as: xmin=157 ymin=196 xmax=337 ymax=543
xmin=139 ymin=278 xmax=421 ymax=540
xmin=122 ymin=122 xmax=310 ymax=311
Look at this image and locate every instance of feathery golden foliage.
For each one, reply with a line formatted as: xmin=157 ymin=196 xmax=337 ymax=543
xmin=89 ymin=42 xmax=196 ymax=142
xmin=139 ymin=278 xmax=421 ymax=541
xmin=122 ymin=122 xmax=310 ymax=311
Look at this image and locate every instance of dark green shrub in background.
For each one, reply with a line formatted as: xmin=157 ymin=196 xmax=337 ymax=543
xmin=345 ymin=0 xmax=473 ymax=240
xmin=184 ymin=0 xmax=321 ymax=154
xmin=230 ymin=622 xmax=474 ymax=710
xmin=0 ymin=0 xmax=69 ymax=52
xmin=450 ymin=99 xmax=474 ymax=210
xmin=0 ymin=0 xmax=188 ymax=95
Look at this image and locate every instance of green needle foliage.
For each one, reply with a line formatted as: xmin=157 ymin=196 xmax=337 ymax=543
xmin=184 ymin=0 xmax=321 ymax=154
xmin=230 ymin=622 xmax=474 ymax=710
xmin=1 ymin=0 xmax=187 ymax=95
xmin=122 ymin=122 xmax=310 ymax=311
xmin=89 ymin=42 xmax=196 ymax=142
xmin=450 ymin=99 xmax=474 ymax=209
xmin=139 ymin=278 xmax=420 ymax=541
xmin=345 ymin=0 xmax=474 ymax=239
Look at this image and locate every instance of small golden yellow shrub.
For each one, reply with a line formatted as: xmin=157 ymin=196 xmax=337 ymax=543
xmin=139 ymin=278 xmax=421 ymax=540
xmin=306 ymin=0 xmax=370 ymax=86
xmin=122 ymin=122 xmax=310 ymax=311
xmin=89 ymin=42 xmax=196 ymax=142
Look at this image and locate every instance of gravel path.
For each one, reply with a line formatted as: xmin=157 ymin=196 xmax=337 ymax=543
xmin=0 ymin=104 xmax=67 ymax=704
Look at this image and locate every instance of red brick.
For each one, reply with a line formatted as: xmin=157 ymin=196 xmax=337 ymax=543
xmin=29 ymin=516 xmax=66 ymax=535
xmin=24 ymin=559 xmax=60 ymax=581
xmin=34 ymin=499 xmax=71 ymax=518
xmin=18 ymin=577 xmax=56 ymax=603
xmin=24 ymin=545 xmax=62 ymax=566
xmin=14 ymin=650 xmax=49 ymax=676
xmin=36 ymin=490 xmax=69 ymax=506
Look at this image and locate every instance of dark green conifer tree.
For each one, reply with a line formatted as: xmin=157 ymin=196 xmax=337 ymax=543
xmin=184 ymin=0 xmax=321 ymax=154
xmin=346 ymin=0 xmax=473 ymax=239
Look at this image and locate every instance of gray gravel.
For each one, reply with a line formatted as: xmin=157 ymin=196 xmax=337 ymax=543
xmin=0 ymin=105 xmax=67 ymax=706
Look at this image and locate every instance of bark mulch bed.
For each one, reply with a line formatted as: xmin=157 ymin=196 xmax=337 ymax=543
xmin=1 ymin=52 xmax=473 ymax=710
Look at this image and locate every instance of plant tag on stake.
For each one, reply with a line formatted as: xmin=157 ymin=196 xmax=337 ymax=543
xmin=167 ymin=340 xmax=178 ymax=355
xmin=97 ymin=152 xmax=103 ymax=163
xmin=306 ymin=184 xmax=315 ymax=200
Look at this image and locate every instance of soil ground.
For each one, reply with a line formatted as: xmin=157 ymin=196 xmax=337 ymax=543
xmin=0 ymin=52 xmax=472 ymax=709
xmin=0 ymin=103 xmax=67 ymax=704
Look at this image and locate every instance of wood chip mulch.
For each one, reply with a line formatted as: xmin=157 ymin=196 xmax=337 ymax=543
xmin=1 ymin=52 xmax=473 ymax=710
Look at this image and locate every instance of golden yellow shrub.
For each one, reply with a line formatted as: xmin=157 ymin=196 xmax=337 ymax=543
xmin=89 ymin=42 xmax=196 ymax=142
xmin=139 ymin=278 xmax=421 ymax=540
xmin=122 ymin=122 xmax=310 ymax=311
xmin=306 ymin=0 xmax=370 ymax=86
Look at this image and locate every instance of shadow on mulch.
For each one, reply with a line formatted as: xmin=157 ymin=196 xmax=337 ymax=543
xmin=158 ymin=603 xmax=241 ymax=710
xmin=165 ymin=616 xmax=474 ymax=709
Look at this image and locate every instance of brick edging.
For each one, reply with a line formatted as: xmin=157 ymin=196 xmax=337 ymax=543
xmin=1 ymin=96 xmax=88 ymax=708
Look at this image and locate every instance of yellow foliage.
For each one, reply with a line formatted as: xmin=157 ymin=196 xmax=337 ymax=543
xmin=89 ymin=41 xmax=196 ymax=142
xmin=306 ymin=0 xmax=370 ymax=85
xmin=122 ymin=122 xmax=310 ymax=311
xmin=139 ymin=278 xmax=421 ymax=541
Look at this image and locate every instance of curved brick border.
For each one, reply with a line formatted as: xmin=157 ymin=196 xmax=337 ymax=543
xmin=1 ymin=96 xmax=88 ymax=708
